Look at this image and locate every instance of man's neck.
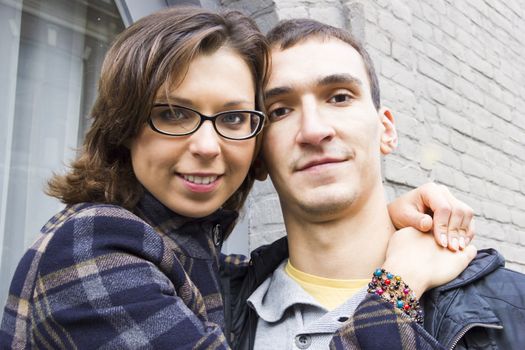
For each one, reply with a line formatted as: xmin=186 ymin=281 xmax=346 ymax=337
xmin=284 ymin=187 xmax=395 ymax=280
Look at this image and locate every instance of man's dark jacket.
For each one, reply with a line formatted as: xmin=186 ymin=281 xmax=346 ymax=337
xmin=222 ymin=239 xmax=525 ymax=350
xmin=422 ymin=248 xmax=525 ymax=349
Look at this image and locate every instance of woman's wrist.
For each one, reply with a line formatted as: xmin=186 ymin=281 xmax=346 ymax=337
xmin=381 ymin=261 xmax=427 ymax=298
xmin=367 ymin=267 xmax=424 ymax=324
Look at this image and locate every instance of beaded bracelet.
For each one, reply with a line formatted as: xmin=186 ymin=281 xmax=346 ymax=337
xmin=367 ymin=268 xmax=424 ymax=324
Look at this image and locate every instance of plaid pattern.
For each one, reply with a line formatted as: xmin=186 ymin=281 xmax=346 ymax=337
xmin=330 ymin=294 xmax=444 ymax=350
xmin=1 ymin=192 xmax=239 ymax=349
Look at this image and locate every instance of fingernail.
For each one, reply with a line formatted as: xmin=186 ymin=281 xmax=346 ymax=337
xmin=451 ymin=238 xmax=459 ymax=251
xmin=465 ymin=236 xmax=471 ymax=245
xmin=459 ymin=236 xmax=466 ymax=249
xmin=440 ymin=234 xmax=448 ymax=247
xmin=421 ymin=216 xmax=432 ymax=230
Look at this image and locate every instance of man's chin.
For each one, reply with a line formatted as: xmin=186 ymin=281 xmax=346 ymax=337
xmin=295 ymin=192 xmax=357 ymax=219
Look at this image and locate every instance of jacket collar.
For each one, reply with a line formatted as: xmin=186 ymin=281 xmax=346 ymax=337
xmin=135 ymin=191 xmax=238 ymax=260
xmin=423 ymin=249 xmax=505 ymax=348
xmin=433 ymin=248 xmax=504 ymax=292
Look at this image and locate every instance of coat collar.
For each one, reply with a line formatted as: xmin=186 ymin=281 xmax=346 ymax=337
xmin=135 ymin=191 xmax=238 ymax=260
xmin=433 ymin=248 xmax=504 ymax=292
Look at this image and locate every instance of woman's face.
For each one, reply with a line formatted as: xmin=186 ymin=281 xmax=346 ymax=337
xmin=130 ymin=47 xmax=257 ymax=217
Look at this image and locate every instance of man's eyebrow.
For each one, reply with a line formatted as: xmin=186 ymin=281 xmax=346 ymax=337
xmin=317 ymin=73 xmax=363 ymax=87
xmin=264 ymin=86 xmax=293 ymax=101
xmin=264 ymin=74 xmax=363 ymax=101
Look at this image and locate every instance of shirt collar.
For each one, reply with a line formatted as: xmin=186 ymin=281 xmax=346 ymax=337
xmin=248 ymin=260 xmax=368 ymax=332
xmin=248 ymin=260 xmax=321 ymax=322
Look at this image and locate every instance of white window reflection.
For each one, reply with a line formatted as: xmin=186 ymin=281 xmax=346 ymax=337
xmin=0 ymin=0 xmax=124 ymax=306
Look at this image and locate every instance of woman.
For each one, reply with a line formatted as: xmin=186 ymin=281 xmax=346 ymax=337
xmin=0 ymin=7 xmax=473 ymax=349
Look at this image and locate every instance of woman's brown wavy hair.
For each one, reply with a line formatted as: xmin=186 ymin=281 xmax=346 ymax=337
xmin=47 ymin=6 xmax=269 ymax=218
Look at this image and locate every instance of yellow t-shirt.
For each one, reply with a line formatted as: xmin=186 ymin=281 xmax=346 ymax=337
xmin=285 ymin=260 xmax=369 ymax=311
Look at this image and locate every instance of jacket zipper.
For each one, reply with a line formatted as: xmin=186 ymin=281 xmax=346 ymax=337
xmin=448 ymin=323 xmax=503 ymax=349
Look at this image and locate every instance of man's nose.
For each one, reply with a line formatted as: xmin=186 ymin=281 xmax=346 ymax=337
xmin=296 ymin=100 xmax=336 ymax=145
xmin=188 ymin=121 xmax=221 ymax=158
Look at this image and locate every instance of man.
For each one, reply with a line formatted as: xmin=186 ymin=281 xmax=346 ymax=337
xmin=229 ymin=19 xmax=525 ymax=349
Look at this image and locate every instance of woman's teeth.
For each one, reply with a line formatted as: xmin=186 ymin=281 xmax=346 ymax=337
xmin=182 ymin=175 xmax=218 ymax=185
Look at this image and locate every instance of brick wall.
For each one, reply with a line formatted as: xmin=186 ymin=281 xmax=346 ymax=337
xmin=211 ymin=0 xmax=525 ymax=273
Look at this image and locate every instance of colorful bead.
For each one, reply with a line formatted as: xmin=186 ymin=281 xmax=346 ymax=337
xmin=368 ymin=268 xmax=424 ymax=324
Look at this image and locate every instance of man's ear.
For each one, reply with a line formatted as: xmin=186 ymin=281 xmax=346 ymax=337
xmin=379 ymin=108 xmax=398 ymax=155
xmin=253 ymin=155 xmax=269 ymax=181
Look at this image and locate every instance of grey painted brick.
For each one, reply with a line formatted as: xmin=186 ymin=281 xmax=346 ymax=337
xmin=504 ymin=227 xmax=523 ymax=245
xmin=365 ymin=25 xmax=391 ymax=54
xmin=485 ymin=183 xmax=515 ymax=206
xmin=515 ymin=192 xmax=525 ymax=209
xmin=469 ymin=177 xmax=488 ymax=198
xmin=453 ymin=171 xmax=471 ymax=193
xmin=384 ymin=156 xmax=429 ymax=187
xmin=391 ymin=41 xmax=415 ymax=68
xmin=390 ymin=0 xmax=412 ymax=22
xmin=435 ymin=145 xmax=462 ymax=170
xmin=412 ymin=17 xmax=433 ymax=40
xmin=491 ymin=168 xmax=521 ymax=192
xmin=439 ymin=106 xmax=472 ymax=135
xmin=511 ymin=210 xmax=525 ymax=228
xmin=461 ymin=154 xmax=492 ymax=178
xmin=431 ymin=165 xmax=455 ymax=187
xmin=482 ymin=201 xmax=512 ymax=223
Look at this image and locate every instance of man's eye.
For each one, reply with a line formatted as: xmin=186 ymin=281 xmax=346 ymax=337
xmin=269 ymin=107 xmax=291 ymax=121
xmin=328 ymin=94 xmax=352 ymax=104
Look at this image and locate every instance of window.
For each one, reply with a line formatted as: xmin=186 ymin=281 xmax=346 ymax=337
xmin=0 ymin=0 xmax=124 ymax=306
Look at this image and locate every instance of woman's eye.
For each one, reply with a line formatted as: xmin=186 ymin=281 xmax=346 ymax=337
xmin=160 ymin=108 xmax=191 ymax=122
xmin=328 ymin=93 xmax=352 ymax=104
xmin=222 ymin=113 xmax=244 ymax=124
xmin=269 ymin=107 xmax=291 ymax=121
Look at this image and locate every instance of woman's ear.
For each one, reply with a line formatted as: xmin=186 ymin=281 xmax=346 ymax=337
xmin=379 ymin=108 xmax=398 ymax=155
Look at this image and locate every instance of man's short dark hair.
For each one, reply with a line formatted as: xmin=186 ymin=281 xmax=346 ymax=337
xmin=267 ymin=19 xmax=380 ymax=110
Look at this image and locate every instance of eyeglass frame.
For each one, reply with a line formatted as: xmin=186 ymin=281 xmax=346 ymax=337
xmin=148 ymin=103 xmax=266 ymax=140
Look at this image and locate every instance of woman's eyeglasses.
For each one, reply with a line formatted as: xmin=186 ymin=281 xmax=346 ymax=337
xmin=148 ymin=104 xmax=265 ymax=140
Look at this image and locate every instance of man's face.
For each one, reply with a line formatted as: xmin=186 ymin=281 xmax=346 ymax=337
xmin=262 ymin=37 xmax=397 ymax=220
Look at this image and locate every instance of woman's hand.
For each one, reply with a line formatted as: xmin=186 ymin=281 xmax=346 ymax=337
xmin=382 ymin=227 xmax=477 ymax=298
xmin=388 ymin=182 xmax=475 ymax=251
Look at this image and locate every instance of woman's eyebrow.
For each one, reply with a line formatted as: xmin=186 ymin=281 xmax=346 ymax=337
xmin=154 ymin=96 xmax=192 ymax=105
xmin=154 ymin=96 xmax=252 ymax=109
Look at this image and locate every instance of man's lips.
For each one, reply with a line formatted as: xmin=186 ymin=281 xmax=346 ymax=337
xmin=296 ymin=158 xmax=346 ymax=171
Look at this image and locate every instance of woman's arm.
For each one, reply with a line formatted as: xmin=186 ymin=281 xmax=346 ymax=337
xmin=330 ymin=228 xmax=476 ymax=350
